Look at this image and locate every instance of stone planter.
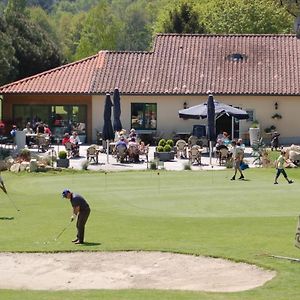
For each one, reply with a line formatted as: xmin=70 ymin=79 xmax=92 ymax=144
xmin=56 ymin=158 xmax=70 ymax=168
xmin=249 ymin=127 xmax=260 ymax=146
xmin=154 ymin=151 xmax=175 ymax=162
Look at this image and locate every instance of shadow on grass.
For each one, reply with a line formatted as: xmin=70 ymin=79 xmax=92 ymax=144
xmin=0 ymin=216 xmax=14 ymax=220
xmin=83 ymin=242 xmax=101 ymax=246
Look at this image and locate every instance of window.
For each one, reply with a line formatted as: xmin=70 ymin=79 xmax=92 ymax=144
xmin=226 ymin=53 xmax=247 ymax=62
xmin=131 ymin=103 xmax=157 ymax=130
xmin=13 ymin=104 xmax=87 ymax=138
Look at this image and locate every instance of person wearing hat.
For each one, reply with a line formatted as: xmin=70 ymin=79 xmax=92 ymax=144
xmin=62 ymin=189 xmax=91 ymax=244
xmin=274 ymin=150 xmax=293 ymax=184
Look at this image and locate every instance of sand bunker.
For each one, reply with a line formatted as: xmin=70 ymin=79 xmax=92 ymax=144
xmin=0 ymin=251 xmax=276 ymax=292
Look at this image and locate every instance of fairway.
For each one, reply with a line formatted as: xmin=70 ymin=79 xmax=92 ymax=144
xmin=1 ymin=168 xmax=300 ymax=299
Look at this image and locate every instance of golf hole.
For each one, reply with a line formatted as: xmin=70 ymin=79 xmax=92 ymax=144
xmin=0 ymin=251 xmax=276 ymax=292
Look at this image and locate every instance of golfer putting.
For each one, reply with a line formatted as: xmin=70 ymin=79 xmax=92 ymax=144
xmin=62 ymin=189 xmax=90 ymax=244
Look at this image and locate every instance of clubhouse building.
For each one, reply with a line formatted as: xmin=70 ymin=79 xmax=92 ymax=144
xmin=1 ymin=34 xmax=300 ymax=144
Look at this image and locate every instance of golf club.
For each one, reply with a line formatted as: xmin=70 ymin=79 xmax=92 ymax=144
xmin=6 ymin=193 xmax=20 ymax=212
xmin=54 ymin=220 xmax=73 ymax=241
xmin=0 ymin=175 xmax=20 ymax=212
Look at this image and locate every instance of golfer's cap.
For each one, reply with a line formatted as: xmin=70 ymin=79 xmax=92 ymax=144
xmin=62 ymin=189 xmax=70 ymax=198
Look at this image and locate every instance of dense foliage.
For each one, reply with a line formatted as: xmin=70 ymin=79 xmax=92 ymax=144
xmin=0 ymin=0 xmax=298 ymax=85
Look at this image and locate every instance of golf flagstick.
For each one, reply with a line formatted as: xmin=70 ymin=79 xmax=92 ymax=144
xmin=0 ymin=174 xmax=20 ymax=212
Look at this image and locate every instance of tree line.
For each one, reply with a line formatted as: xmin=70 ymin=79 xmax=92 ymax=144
xmin=0 ymin=0 xmax=298 ymax=86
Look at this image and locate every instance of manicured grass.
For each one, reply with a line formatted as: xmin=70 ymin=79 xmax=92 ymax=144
xmin=1 ymin=167 xmax=300 ymax=299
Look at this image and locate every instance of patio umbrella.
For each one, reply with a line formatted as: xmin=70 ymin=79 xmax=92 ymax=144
xmin=178 ymin=101 xmax=249 ymax=120
xmin=207 ymin=94 xmax=215 ymax=164
xmin=102 ymin=93 xmax=114 ymax=163
xmin=113 ymin=88 xmax=122 ymax=132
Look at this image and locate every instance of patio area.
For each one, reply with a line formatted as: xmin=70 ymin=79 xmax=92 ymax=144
xmin=33 ymin=144 xmax=256 ymax=172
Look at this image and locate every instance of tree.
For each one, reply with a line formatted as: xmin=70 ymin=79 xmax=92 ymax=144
xmin=276 ymin=0 xmax=300 ymax=17
xmin=115 ymin=1 xmax=152 ymax=51
xmin=5 ymin=2 xmax=64 ymax=81
xmin=200 ymin=0 xmax=293 ymax=34
xmin=75 ymin=0 xmax=119 ymax=59
xmin=154 ymin=0 xmax=206 ymax=34
xmin=0 ymin=14 xmax=16 ymax=85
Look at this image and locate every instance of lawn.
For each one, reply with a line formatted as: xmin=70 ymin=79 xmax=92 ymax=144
xmin=1 ymin=167 xmax=300 ymax=299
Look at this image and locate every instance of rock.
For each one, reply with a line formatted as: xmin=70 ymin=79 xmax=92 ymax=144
xmin=10 ymin=163 xmax=20 ymax=173
xmin=29 ymin=159 xmax=38 ymax=172
xmin=20 ymin=161 xmax=30 ymax=172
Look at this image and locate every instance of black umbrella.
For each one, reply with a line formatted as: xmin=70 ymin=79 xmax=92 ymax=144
xmin=207 ymin=94 xmax=216 ymax=142
xmin=207 ymin=94 xmax=216 ymax=165
xmin=113 ymin=88 xmax=122 ymax=131
xmin=102 ymin=93 xmax=114 ymax=162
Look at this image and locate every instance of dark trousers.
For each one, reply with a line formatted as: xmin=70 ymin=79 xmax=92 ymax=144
xmin=76 ymin=208 xmax=90 ymax=243
xmin=275 ymin=168 xmax=288 ymax=180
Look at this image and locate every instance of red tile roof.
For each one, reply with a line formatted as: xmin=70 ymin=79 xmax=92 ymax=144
xmin=1 ymin=34 xmax=300 ymax=95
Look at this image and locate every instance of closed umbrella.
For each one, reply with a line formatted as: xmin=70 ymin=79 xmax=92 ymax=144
xmin=113 ymin=88 xmax=122 ymax=132
xmin=102 ymin=93 xmax=114 ymax=163
xmin=207 ymin=94 xmax=216 ymax=165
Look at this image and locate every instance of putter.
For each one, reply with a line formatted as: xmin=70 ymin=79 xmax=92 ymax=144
xmin=54 ymin=220 xmax=73 ymax=241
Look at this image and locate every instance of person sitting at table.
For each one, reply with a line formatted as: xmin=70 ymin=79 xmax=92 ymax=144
xmin=69 ymin=131 xmax=81 ymax=157
xmin=10 ymin=125 xmax=17 ymax=138
xmin=36 ymin=122 xmax=45 ymax=135
xmin=128 ymin=137 xmax=140 ymax=163
xmin=62 ymin=133 xmax=70 ymax=145
xmin=23 ymin=122 xmax=34 ymax=146
xmin=129 ymin=128 xmax=138 ymax=140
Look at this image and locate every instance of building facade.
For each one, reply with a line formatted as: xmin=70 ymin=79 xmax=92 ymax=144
xmin=1 ymin=34 xmax=300 ymax=144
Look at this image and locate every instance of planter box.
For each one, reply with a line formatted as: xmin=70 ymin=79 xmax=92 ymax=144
xmin=249 ymin=127 xmax=260 ymax=146
xmin=56 ymin=158 xmax=70 ymax=168
xmin=154 ymin=151 xmax=175 ymax=162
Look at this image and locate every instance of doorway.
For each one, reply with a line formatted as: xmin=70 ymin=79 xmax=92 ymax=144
xmin=216 ymin=114 xmax=239 ymax=140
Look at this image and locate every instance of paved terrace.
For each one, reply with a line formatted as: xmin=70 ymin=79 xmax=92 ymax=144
xmin=35 ymin=145 xmax=256 ymax=172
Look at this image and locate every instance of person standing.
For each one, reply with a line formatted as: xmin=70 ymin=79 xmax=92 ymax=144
xmin=230 ymin=140 xmax=244 ymax=180
xmin=274 ymin=150 xmax=293 ymax=184
xmin=62 ymin=189 xmax=91 ymax=244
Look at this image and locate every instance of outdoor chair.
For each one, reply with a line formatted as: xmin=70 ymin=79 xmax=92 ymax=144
xmin=188 ymin=135 xmax=198 ymax=148
xmin=138 ymin=144 xmax=149 ymax=162
xmin=128 ymin=144 xmax=140 ymax=163
xmin=87 ymin=145 xmax=99 ymax=164
xmin=115 ymin=144 xmax=128 ymax=163
xmin=37 ymin=134 xmax=50 ymax=153
xmin=175 ymin=139 xmax=187 ymax=159
xmin=64 ymin=141 xmax=73 ymax=158
xmin=218 ymin=147 xmax=229 ymax=165
xmin=188 ymin=145 xmax=202 ymax=165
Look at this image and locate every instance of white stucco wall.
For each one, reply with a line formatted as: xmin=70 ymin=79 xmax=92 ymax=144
xmin=92 ymin=94 xmax=300 ymax=144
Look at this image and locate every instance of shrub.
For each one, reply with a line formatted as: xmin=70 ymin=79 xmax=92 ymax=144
xmin=81 ymin=160 xmax=89 ymax=170
xmin=158 ymin=139 xmax=166 ymax=147
xmin=0 ymin=148 xmax=10 ymax=160
xmin=156 ymin=145 xmax=164 ymax=152
xmin=166 ymin=139 xmax=174 ymax=147
xmin=163 ymin=144 xmax=172 ymax=152
xmin=184 ymin=163 xmax=191 ymax=170
xmin=150 ymin=160 xmax=157 ymax=170
xmin=19 ymin=148 xmax=31 ymax=161
xmin=58 ymin=150 xmax=67 ymax=159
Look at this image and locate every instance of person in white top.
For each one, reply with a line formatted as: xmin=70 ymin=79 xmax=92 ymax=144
xmin=230 ymin=140 xmax=244 ymax=180
xmin=69 ymin=132 xmax=81 ymax=157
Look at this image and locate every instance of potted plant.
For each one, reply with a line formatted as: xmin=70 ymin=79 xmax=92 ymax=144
xmin=56 ymin=150 xmax=70 ymax=168
xmin=249 ymin=120 xmax=260 ymax=146
xmin=271 ymin=113 xmax=282 ymax=120
xmin=154 ymin=139 xmax=175 ymax=161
